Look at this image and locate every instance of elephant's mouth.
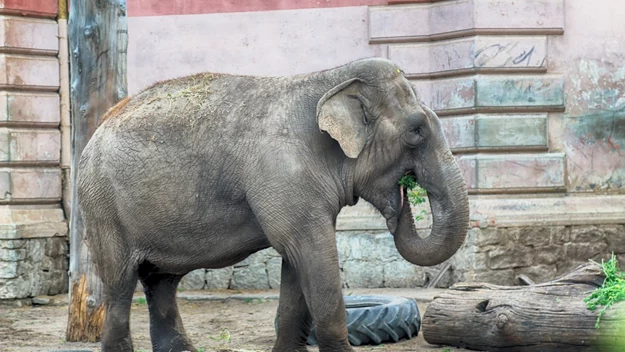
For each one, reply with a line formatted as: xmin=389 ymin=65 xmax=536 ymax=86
xmin=387 ymin=170 xmax=416 ymax=234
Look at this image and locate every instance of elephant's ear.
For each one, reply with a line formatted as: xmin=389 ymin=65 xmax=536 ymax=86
xmin=316 ymin=78 xmax=367 ymax=159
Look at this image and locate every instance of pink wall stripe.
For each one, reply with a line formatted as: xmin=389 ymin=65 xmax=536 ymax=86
xmin=128 ymin=0 xmax=389 ymax=17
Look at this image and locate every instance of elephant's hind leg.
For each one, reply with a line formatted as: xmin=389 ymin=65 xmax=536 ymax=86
xmin=90 ymin=224 xmax=139 ymax=352
xmin=138 ymin=265 xmax=196 ymax=352
xmin=100 ymin=263 xmax=138 ymax=352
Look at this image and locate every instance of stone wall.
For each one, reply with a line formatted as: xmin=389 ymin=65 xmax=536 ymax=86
xmin=0 ymin=0 xmax=69 ymax=300
xmin=0 ymin=236 xmax=68 ymax=299
xmin=178 ymin=224 xmax=625 ymax=291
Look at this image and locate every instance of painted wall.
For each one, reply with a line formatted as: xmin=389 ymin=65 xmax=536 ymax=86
xmin=0 ymin=0 xmax=69 ymax=299
xmin=126 ymin=0 xmax=625 ymax=224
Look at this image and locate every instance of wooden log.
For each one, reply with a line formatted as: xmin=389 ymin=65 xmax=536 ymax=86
xmin=65 ymin=0 xmax=128 ymax=342
xmin=422 ymin=263 xmax=625 ymax=351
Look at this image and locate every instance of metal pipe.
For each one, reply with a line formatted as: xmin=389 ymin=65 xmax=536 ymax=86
xmin=58 ymin=0 xmax=72 ymax=218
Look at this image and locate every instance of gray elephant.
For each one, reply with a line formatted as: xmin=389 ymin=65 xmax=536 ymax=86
xmin=77 ymin=58 xmax=469 ymax=352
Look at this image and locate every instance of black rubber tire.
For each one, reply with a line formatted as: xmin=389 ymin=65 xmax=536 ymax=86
xmin=275 ymin=295 xmax=420 ymax=346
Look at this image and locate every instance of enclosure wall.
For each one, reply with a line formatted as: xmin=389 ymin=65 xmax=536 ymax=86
xmin=121 ymin=0 xmax=625 ymax=289
xmin=0 ymin=0 xmax=68 ymax=299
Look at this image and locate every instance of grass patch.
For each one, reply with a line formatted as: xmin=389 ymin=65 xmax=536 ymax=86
xmin=398 ymin=174 xmax=427 ymax=221
xmin=584 ymin=253 xmax=625 ymax=328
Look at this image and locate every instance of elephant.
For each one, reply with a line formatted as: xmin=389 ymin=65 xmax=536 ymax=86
xmin=77 ymin=57 xmax=470 ymax=352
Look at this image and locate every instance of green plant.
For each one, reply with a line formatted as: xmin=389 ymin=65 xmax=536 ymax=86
xmin=584 ymin=253 xmax=625 ymax=328
xmin=210 ymin=328 xmax=231 ymax=348
xmin=135 ymin=297 xmax=147 ymax=305
xmin=398 ymin=174 xmax=427 ymax=221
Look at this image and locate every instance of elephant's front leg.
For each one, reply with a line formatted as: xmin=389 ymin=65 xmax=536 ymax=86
xmin=286 ymin=235 xmax=353 ymax=352
xmin=273 ymin=259 xmax=312 ymax=352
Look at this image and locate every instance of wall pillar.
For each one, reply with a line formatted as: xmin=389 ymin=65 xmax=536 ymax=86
xmin=0 ymin=0 xmax=68 ymax=299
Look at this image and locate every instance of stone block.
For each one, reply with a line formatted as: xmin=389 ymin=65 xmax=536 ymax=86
xmin=473 ymin=36 xmax=547 ymax=69
xmin=391 ymin=39 xmax=474 ymax=75
xmin=0 ymin=207 xmax=68 ymax=239
xmin=514 ymin=227 xmax=552 ymax=247
xmin=476 ymin=114 xmax=548 ymax=149
xmin=0 ymin=0 xmax=59 ymax=18
xmin=473 ymin=0 xmax=564 ymax=30
xmin=0 ymin=248 xmax=25 ymax=261
xmin=179 ymin=269 xmax=206 ymax=290
xmin=0 ymin=92 xmax=60 ymax=126
xmin=468 ymin=269 xmax=516 ymax=286
xmin=0 ymin=239 xmax=24 ymax=248
xmin=428 ymin=77 xmax=475 ymax=111
xmin=369 ymin=4 xmax=430 ymax=41
xmin=44 ymin=237 xmax=67 ymax=257
xmin=550 ymin=227 xmax=571 ymax=244
xmin=440 ymin=116 xmax=475 ymax=150
xmin=0 ymin=55 xmax=59 ymax=89
xmin=428 ymin=0 xmax=476 ymax=35
xmin=0 ymin=128 xmax=60 ymax=163
xmin=343 ymin=260 xmax=384 ymax=288
xmin=487 ymin=247 xmax=533 ymax=269
xmin=605 ymin=225 xmax=625 ymax=251
xmin=475 ymin=76 xmax=564 ymax=108
xmin=515 ymin=265 xmax=557 ymax=284
xmin=0 ymin=16 xmax=58 ymax=54
xmin=0 ymin=260 xmax=17 ymax=278
xmin=205 ymin=267 xmax=233 ymax=290
xmin=1 ymin=168 xmax=62 ymax=202
xmin=564 ymin=242 xmax=609 ymax=262
xmin=390 ymin=36 xmax=547 ymax=76
xmin=475 ymin=227 xmax=501 ymax=247
xmin=383 ymin=260 xmax=425 ymax=288
xmin=456 ymin=155 xmax=477 ymax=191
xmin=231 ymin=263 xmax=269 ymax=290
xmin=460 ymin=153 xmax=566 ymax=191
xmin=370 ymin=0 xmax=563 ymax=43
xmin=266 ymin=257 xmax=281 ymax=289
xmin=374 ymin=233 xmax=402 ymax=262
xmin=571 ymin=226 xmax=608 ymax=243
xmin=534 ymin=245 xmax=563 ymax=265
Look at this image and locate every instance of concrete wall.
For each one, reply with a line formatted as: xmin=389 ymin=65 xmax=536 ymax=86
xmin=0 ymin=0 xmax=68 ymax=299
xmin=125 ymin=0 xmax=625 ymax=289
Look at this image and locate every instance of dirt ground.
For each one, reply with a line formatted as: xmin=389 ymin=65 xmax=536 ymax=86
xmin=0 ymin=298 xmax=467 ymax=352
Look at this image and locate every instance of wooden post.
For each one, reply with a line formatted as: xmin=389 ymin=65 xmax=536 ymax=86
xmin=65 ymin=0 xmax=128 ymax=342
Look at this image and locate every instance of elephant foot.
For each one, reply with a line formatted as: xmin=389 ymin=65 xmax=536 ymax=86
xmin=272 ymin=344 xmax=309 ymax=352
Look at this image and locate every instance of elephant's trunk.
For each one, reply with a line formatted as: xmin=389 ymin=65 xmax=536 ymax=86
xmin=391 ymin=155 xmax=469 ymax=266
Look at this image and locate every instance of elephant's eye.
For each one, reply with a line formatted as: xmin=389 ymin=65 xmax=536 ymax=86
xmin=403 ymin=124 xmax=426 ymax=147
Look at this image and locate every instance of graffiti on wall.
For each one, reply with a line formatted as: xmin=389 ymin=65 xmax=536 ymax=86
xmin=564 ymin=59 xmax=625 ymax=191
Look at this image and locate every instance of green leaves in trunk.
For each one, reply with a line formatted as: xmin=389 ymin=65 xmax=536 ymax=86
xmin=398 ymin=174 xmax=427 ymax=221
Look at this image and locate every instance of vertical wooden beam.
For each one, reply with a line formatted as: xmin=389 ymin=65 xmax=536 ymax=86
xmin=66 ymin=0 xmax=128 ymax=342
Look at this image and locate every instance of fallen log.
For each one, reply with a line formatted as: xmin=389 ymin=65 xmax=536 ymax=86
xmin=422 ymin=263 xmax=625 ymax=351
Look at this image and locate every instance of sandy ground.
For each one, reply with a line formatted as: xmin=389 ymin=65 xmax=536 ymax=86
xmin=0 ymin=297 xmax=467 ymax=352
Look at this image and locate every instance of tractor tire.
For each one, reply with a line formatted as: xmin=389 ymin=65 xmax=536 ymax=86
xmin=275 ymin=295 xmax=420 ymax=346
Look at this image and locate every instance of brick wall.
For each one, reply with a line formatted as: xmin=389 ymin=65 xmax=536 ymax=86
xmin=0 ymin=0 xmax=68 ymax=299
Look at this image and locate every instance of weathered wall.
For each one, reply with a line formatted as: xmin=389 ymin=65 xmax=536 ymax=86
xmin=177 ymin=225 xmax=625 ymax=290
xmin=122 ymin=0 xmax=624 ymax=290
xmin=0 ymin=0 xmax=69 ymax=299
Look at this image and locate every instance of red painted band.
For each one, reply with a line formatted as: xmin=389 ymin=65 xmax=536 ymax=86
xmin=0 ymin=0 xmax=58 ymax=18
xmin=128 ymin=0 xmax=389 ymax=17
